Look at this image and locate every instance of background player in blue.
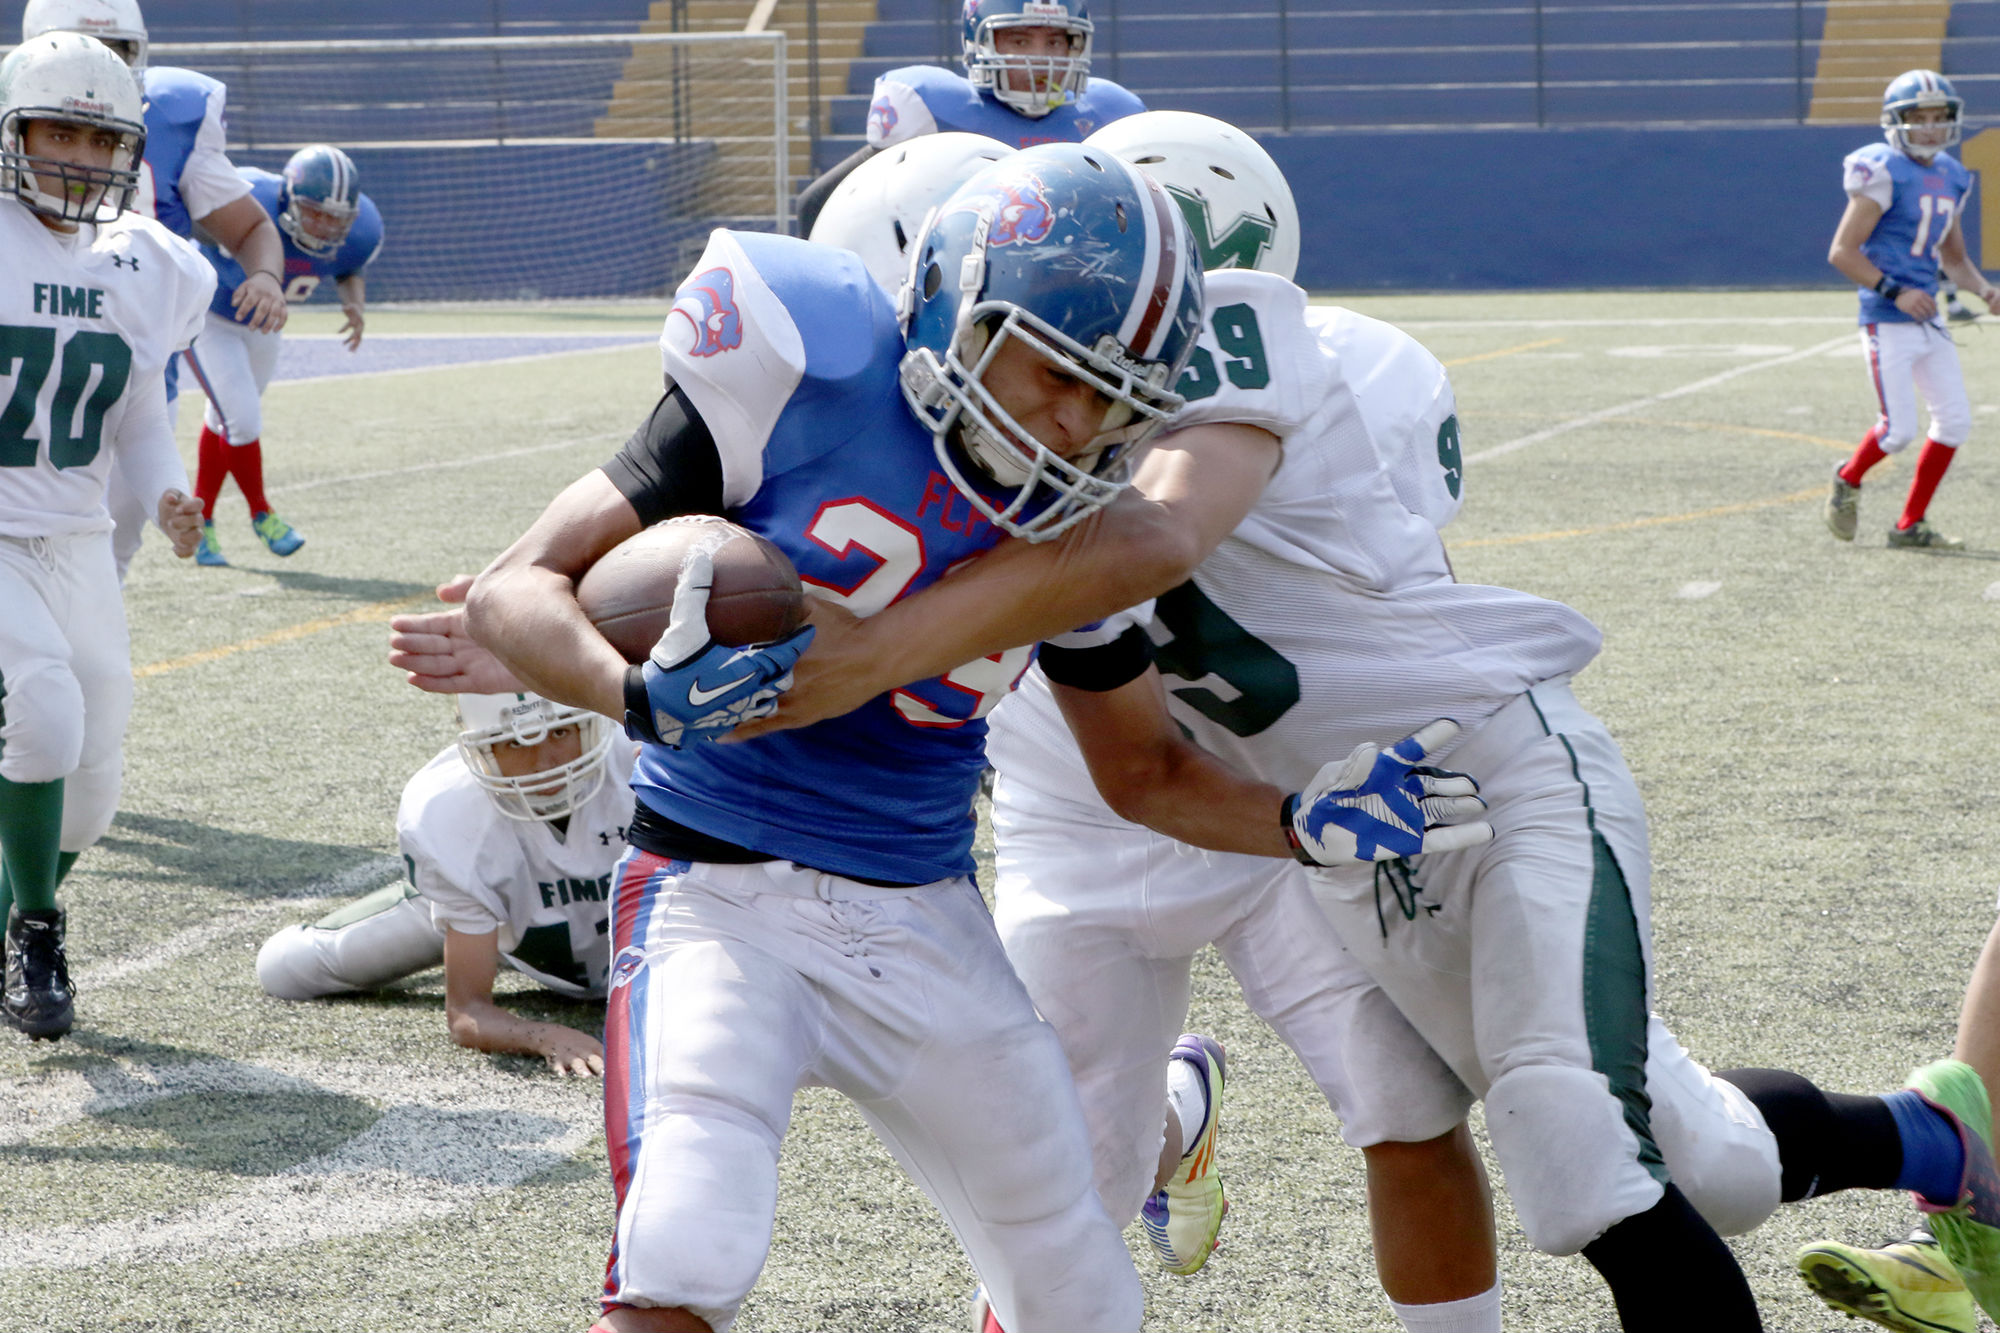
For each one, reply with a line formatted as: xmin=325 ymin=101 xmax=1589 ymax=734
xmin=22 ymin=0 xmax=289 ymax=578
xmin=1823 ymin=68 xmax=2000 ymax=551
xmin=433 ymin=145 xmax=1483 ymax=1333
xmin=794 ymin=0 xmax=1140 ymax=235
xmin=184 ymin=144 xmax=382 ymax=566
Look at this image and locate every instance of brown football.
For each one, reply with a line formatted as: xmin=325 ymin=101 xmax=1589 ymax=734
xmin=577 ymin=516 xmax=809 ymax=662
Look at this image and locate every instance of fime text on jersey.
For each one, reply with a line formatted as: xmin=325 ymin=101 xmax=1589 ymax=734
xmin=539 ymin=874 xmax=612 ymax=908
xmin=32 ymin=283 xmax=106 ymax=318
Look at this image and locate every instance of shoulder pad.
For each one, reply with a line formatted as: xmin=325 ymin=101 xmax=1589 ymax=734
xmin=1081 ymin=80 xmax=1146 ymax=117
xmin=396 ymin=750 xmax=503 ymax=847
xmin=142 ymin=66 xmax=224 ymax=125
xmin=1170 ymin=270 xmax=1325 ymax=436
xmin=336 ymin=195 xmax=387 ymax=272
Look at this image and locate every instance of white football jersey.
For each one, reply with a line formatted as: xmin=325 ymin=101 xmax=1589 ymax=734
xmin=398 ymin=746 xmax=637 ymax=999
xmin=0 ymin=200 xmax=215 ymax=538
xmin=990 ymin=272 xmax=1603 ymax=809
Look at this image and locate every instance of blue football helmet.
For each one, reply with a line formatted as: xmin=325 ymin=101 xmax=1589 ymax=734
xmin=278 ymin=143 xmax=360 ymax=257
xmin=1882 ymin=69 xmax=1963 ymax=160
xmin=900 ymin=142 xmax=1207 ymax=541
xmin=963 ymin=0 xmax=1091 ymax=119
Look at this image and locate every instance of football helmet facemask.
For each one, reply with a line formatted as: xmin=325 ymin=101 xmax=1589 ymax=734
xmin=809 ymin=131 xmax=1013 ymax=295
xmin=899 ymin=142 xmax=1206 ymax=541
xmin=21 ymin=0 xmax=148 ymax=73
xmin=279 ymin=143 xmax=361 ymax=257
xmin=0 ymin=33 xmax=145 ymax=224
xmin=455 ymin=692 xmax=615 ymax=823
xmin=963 ymin=0 xmax=1092 ymax=119
xmin=1086 ymin=110 xmax=1301 ymax=282
xmin=1881 ymin=69 xmax=1963 ymax=160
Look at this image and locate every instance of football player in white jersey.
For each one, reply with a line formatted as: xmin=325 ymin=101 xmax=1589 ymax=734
xmin=741 ymin=132 xmax=2000 ymax=1333
xmin=0 ymin=32 xmax=214 ymax=1041
xmin=258 ymin=692 xmax=633 ymax=1076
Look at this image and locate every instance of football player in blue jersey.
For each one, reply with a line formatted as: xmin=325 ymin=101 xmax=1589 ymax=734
xmin=1823 ymin=69 xmax=2000 ymax=551
xmin=794 ymin=0 xmax=1141 ymax=235
xmin=183 ymin=144 xmax=383 ymax=566
xmin=397 ymin=143 xmax=1487 ymax=1333
xmin=22 ymin=0 xmax=291 ymax=580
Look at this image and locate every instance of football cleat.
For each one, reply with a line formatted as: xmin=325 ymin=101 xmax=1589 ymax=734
xmin=1797 ymin=1235 xmax=1977 ymax=1333
xmin=3 ymin=907 xmax=73 ymax=1041
xmin=251 ymin=511 xmax=304 ymax=556
xmin=1142 ymin=1033 xmax=1227 ymax=1274
xmin=1907 ymin=1060 xmax=2000 ymax=1320
xmin=1947 ymin=296 xmax=1980 ymax=324
xmin=1825 ymin=471 xmax=1861 ymax=541
xmin=194 ymin=520 xmax=228 ymax=566
xmin=1887 ymin=519 xmax=1964 ymax=550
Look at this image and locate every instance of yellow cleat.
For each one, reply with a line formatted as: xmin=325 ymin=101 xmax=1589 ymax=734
xmin=1798 ymin=1237 xmax=1977 ymax=1333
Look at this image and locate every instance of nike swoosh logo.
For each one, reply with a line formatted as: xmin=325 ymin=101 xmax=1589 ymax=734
xmin=686 ymin=673 xmax=754 ymax=707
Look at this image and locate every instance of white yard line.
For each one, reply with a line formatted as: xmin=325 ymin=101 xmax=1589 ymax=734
xmin=75 ymin=855 xmax=403 ymax=991
xmin=1466 ymin=334 xmax=1856 ymax=464
xmin=264 ymin=430 xmax=625 ymax=498
xmin=268 ymin=337 xmax=654 ymax=387
xmin=1324 ymin=314 xmax=1858 ymax=329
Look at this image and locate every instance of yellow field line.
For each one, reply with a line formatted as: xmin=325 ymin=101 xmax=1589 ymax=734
xmin=1444 ymin=336 xmax=1565 ymax=367
xmin=1454 ymin=486 xmax=1824 ymax=549
xmin=134 ymin=592 xmax=431 ymax=680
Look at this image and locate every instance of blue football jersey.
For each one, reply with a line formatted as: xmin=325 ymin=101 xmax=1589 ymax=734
xmin=866 ymin=64 xmax=1142 ymax=150
xmin=140 ymin=65 xmax=227 ymax=239
xmin=1843 ymin=142 xmax=1974 ymax=324
xmin=200 ymin=168 xmax=385 ymax=320
xmin=630 ymin=230 xmax=1039 ymax=884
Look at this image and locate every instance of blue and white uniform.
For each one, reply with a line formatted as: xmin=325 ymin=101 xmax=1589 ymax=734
xmin=1842 ymin=140 xmax=1975 ymax=451
xmin=106 ymin=64 xmax=254 ymax=579
xmin=600 ymin=230 xmax=1139 ymax=1333
xmin=184 ymin=167 xmax=384 ymax=445
xmin=866 ymin=62 xmax=1141 ymax=150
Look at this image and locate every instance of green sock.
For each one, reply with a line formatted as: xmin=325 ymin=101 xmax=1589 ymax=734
xmin=0 ymin=775 xmax=64 ymax=914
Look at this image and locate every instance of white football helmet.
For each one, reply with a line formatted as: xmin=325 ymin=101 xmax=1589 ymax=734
xmin=1086 ymin=110 xmax=1300 ymax=282
xmin=21 ymin=0 xmax=149 ymax=72
xmin=809 ymin=132 xmax=1013 ymax=294
xmin=0 ymin=32 xmax=146 ymax=224
xmin=455 ymin=692 xmax=615 ymax=823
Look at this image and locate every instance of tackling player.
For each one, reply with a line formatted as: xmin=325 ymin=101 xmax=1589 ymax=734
xmin=0 ymin=33 xmax=215 ymax=1041
xmin=23 ymin=0 xmax=290 ymax=579
xmin=1823 ymin=68 xmax=2000 ymax=551
xmin=185 ymin=144 xmax=383 ymax=566
xmin=257 ymin=692 xmax=629 ymax=1077
xmin=793 ymin=0 xmax=1140 ymax=234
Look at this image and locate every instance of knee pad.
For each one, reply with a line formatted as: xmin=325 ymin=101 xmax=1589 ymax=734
xmin=1645 ymin=1027 xmax=1780 ymax=1235
xmin=1880 ymin=421 xmax=1920 ymax=454
xmin=0 ymin=662 xmax=85 ymax=783
xmin=1484 ymin=1064 xmax=1666 ymax=1255
xmin=59 ymin=750 xmax=121 ymax=853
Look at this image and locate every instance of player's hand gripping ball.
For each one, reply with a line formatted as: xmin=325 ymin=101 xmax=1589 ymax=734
xmin=1283 ymin=718 xmax=1493 ymax=865
xmin=579 ymin=518 xmax=814 ymax=748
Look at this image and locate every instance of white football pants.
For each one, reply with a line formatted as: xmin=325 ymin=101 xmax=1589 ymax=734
xmin=183 ymin=312 xmax=280 ymax=445
xmin=256 ymin=884 xmax=446 ymax=999
xmin=601 ymin=852 xmax=1141 ymax=1333
xmin=1863 ymin=319 xmax=1971 ymax=451
xmin=0 ymin=532 xmax=131 ymax=852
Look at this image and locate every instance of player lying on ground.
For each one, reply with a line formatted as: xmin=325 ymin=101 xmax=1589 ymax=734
xmin=1823 ymin=67 xmax=2000 ymax=552
xmin=794 ymin=0 xmax=1138 ymax=234
xmin=24 ymin=0 xmax=290 ymax=580
xmin=257 ymin=692 xmax=630 ymax=1077
xmin=746 ymin=149 xmax=2000 ymax=1333
xmin=185 ymin=143 xmax=381 ymax=567
xmin=0 ymin=33 xmax=212 ymax=1042
xmin=397 ymin=144 xmax=1488 ymax=1333
xmin=807 ymin=111 xmax=1501 ymax=1333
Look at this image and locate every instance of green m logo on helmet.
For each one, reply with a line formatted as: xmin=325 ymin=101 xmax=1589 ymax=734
xmin=1167 ymin=185 xmax=1277 ymax=272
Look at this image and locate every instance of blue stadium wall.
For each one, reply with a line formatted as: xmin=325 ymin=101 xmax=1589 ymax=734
xmin=1265 ymin=126 xmax=1959 ymax=291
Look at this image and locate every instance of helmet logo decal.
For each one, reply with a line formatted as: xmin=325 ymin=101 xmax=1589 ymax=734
xmin=1168 ymin=186 xmax=1276 ymax=272
xmin=671 ymin=266 xmax=744 ymax=357
xmin=984 ymin=178 xmax=1056 ymax=247
xmin=867 ymin=97 xmax=898 ymax=139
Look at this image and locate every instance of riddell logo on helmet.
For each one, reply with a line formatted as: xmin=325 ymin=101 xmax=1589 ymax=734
xmin=61 ymin=96 xmax=112 ymax=114
xmin=1022 ymin=2 xmax=1071 ymax=17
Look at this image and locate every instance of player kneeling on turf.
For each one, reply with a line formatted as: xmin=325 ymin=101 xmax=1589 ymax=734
xmin=257 ymin=692 xmax=631 ymax=1077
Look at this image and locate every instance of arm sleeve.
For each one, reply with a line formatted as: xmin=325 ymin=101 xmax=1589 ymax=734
xmin=1842 ymin=149 xmax=1894 ymax=210
xmin=796 ymin=143 xmax=878 ymax=238
xmin=1039 ymin=622 xmax=1157 ymax=692
xmin=600 ymin=385 xmax=727 ymax=525
xmin=177 ymin=87 xmax=255 ymax=221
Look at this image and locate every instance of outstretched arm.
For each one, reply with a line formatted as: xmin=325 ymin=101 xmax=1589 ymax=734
xmin=442 ymin=927 xmax=604 ymax=1077
xmin=729 ymin=421 xmax=1281 ymax=738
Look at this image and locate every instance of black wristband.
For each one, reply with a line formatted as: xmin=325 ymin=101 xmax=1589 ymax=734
xmin=1279 ymin=792 xmax=1319 ymax=866
xmin=622 ymin=663 xmax=659 ymax=745
xmin=1875 ymin=274 xmax=1905 ymax=301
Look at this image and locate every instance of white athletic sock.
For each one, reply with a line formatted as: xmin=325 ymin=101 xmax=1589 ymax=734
xmin=1389 ymin=1283 xmax=1501 ymax=1333
xmin=1165 ymin=1055 xmax=1208 ymax=1158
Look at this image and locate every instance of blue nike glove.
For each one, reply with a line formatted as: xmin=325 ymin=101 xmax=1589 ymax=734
xmin=621 ymin=548 xmax=815 ymax=749
xmin=1282 ymin=718 xmax=1492 ymax=865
